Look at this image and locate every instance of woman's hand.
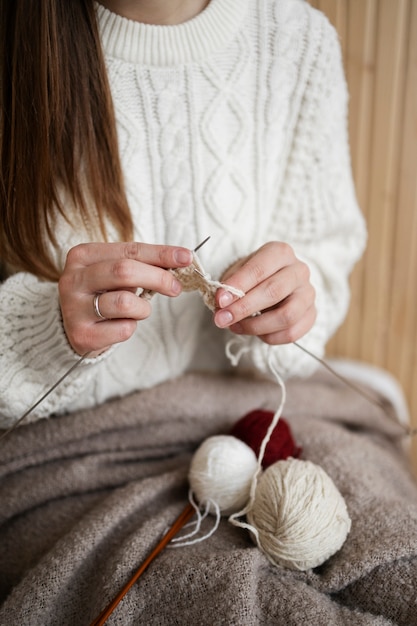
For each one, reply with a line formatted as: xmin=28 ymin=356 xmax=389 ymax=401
xmin=58 ymin=242 xmax=193 ymax=356
xmin=213 ymin=242 xmax=316 ymax=345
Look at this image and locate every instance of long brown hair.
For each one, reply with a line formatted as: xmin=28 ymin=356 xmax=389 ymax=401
xmin=0 ymin=0 xmax=133 ymax=281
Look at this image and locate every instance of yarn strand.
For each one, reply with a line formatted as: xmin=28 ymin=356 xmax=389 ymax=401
xmin=169 ymin=498 xmax=221 ymax=548
xmin=226 ymin=348 xmax=287 ymax=540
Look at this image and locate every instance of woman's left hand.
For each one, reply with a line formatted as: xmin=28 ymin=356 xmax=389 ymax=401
xmin=213 ymin=242 xmax=316 ymax=345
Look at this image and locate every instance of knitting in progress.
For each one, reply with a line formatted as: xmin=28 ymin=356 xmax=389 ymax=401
xmin=3 ymin=0 xmax=417 ymax=623
xmin=0 ymin=0 xmax=367 ymax=426
xmin=142 ymin=252 xmax=245 ymax=311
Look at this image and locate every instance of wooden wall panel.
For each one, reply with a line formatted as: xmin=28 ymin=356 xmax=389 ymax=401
xmin=308 ymin=0 xmax=417 ymax=474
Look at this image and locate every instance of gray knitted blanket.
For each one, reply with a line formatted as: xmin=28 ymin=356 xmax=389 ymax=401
xmin=1 ymin=370 xmax=416 ymax=625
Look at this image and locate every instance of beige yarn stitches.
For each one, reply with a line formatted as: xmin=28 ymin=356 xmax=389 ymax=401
xmin=142 ymin=253 xmax=245 ymax=311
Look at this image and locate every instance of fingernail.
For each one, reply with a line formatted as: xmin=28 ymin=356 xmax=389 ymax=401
xmin=172 ymin=279 xmax=182 ymax=295
xmin=219 ymin=291 xmax=234 ymax=308
xmin=174 ymin=249 xmax=192 ymax=265
xmin=215 ymin=310 xmax=233 ymax=328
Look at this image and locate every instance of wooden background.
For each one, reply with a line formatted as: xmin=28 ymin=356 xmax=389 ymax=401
xmin=308 ymin=0 xmax=417 ymax=474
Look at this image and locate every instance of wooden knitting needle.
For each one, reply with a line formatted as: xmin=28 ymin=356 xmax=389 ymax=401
xmin=90 ymin=502 xmax=195 ymax=626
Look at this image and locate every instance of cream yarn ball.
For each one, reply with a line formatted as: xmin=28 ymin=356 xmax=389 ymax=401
xmin=246 ymin=458 xmax=351 ymax=571
xmin=189 ymin=435 xmax=258 ymax=516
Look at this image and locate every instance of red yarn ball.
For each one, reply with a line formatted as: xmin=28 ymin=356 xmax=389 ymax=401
xmin=230 ymin=409 xmax=302 ymax=468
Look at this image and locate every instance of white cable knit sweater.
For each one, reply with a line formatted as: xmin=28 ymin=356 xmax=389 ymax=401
xmin=0 ymin=0 xmax=366 ymax=427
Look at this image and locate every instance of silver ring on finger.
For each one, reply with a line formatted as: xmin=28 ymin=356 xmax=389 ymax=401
xmin=93 ymin=292 xmax=107 ymax=320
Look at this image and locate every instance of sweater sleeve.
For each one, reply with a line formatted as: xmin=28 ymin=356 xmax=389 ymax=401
xmin=237 ymin=13 xmax=367 ymax=380
xmin=0 ymin=272 xmax=109 ymax=428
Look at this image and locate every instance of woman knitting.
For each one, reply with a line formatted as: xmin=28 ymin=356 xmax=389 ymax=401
xmin=0 ymin=0 xmax=366 ymax=427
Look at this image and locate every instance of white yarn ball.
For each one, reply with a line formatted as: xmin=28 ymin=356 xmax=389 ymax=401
xmin=247 ymin=458 xmax=351 ymax=571
xmin=189 ymin=435 xmax=258 ymax=516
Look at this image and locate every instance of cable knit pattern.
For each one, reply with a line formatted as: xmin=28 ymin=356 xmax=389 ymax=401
xmin=0 ymin=0 xmax=366 ymax=426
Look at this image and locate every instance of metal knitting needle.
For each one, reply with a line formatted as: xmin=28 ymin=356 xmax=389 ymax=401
xmin=0 ymin=353 xmax=92 ymax=443
xmin=293 ymin=341 xmax=389 ymax=410
xmin=193 ymin=235 xmax=211 ymax=252
xmin=193 ymin=267 xmax=206 ymax=279
xmin=293 ymin=341 xmax=415 ymax=436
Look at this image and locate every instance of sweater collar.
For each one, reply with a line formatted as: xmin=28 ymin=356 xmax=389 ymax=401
xmin=96 ymin=0 xmax=249 ymax=66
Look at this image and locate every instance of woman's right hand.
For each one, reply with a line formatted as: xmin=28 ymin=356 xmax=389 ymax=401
xmin=58 ymin=242 xmax=193 ymax=356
